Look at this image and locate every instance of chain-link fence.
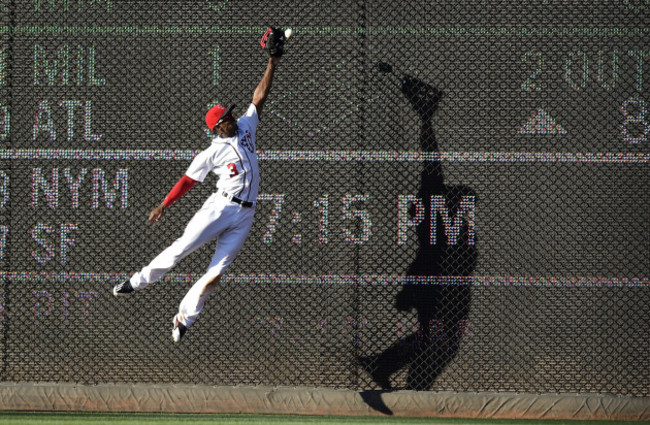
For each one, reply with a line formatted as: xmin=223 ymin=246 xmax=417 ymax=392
xmin=0 ymin=1 xmax=648 ymax=395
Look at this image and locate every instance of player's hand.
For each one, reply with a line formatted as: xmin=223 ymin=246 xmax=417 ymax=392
xmin=149 ymin=203 xmax=167 ymax=225
xmin=260 ymin=27 xmax=285 ymax=58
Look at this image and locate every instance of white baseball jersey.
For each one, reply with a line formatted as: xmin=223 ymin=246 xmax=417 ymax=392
xmin=185 ymin=103 xmax=260 ymax=203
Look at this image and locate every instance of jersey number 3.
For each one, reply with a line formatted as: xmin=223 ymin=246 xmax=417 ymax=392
xmin=227 ymin=163 xmax=239 ymax=177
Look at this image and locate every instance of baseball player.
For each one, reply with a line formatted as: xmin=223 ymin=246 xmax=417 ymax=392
xmin=112 ymin=29 xmax=287 ymax=343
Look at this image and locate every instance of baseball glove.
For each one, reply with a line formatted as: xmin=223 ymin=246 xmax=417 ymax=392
xmin=260 ymin=27 xmax=285 ymax=57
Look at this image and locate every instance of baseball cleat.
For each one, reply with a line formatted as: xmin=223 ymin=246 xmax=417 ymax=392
xmin=172 ymin=315 xmax=187 ymax=343
xmin=113 ymin=280 xmax=134 ymax=297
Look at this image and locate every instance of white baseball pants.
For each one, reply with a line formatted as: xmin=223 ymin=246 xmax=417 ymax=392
xmin=129 ymin=192 xmax=255 ymax=328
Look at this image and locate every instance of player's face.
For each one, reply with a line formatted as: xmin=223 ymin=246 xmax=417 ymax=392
xmin=215 ymin=115 xmax=237 ymax=138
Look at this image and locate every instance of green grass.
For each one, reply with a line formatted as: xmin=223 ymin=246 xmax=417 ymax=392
xmin=0 ymin=412 xmax=646 ymax=425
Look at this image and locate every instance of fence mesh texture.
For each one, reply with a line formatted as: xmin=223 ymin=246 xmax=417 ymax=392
xmin=0 ymin=0 xmax=649 ymax=395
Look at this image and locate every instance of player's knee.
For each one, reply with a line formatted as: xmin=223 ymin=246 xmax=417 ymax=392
xmin=204 ymin=274 xmax=222 ymax=292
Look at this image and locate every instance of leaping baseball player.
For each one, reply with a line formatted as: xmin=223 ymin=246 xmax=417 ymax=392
xmin=112 ymin=28 xmax=289 ymax=343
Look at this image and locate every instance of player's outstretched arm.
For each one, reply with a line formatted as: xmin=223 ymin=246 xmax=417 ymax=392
xmin=252 ymin=56 xmax=280 ymax=116
xmin=149 ymin=175 xmax=197 ymax=225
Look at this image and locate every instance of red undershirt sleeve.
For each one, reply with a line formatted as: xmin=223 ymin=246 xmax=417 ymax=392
xmin=163 ymin=175 xmax=197 ymax=207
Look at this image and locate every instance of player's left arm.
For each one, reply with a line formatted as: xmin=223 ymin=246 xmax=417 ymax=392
xmin=252 ymin=56 xmax=281 ymax=116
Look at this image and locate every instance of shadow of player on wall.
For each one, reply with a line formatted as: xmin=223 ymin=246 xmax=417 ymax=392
xmin=359 ymin=66 xmax=477 ymax=392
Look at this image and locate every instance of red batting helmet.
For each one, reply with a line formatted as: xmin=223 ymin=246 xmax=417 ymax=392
xmin=205 ymin=104 xmax=235 ymax=130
